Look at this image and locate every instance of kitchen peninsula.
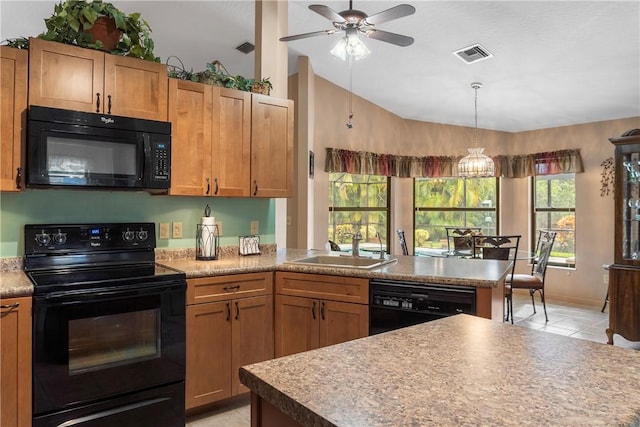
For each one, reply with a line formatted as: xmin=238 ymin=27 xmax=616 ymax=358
xmin=239 ymin=314 xmax=640 ymax=427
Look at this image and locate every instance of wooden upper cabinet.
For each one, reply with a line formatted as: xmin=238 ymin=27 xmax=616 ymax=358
xmin=29 ymin=38 xmax=104 ymax=113
xmin=250 ymin=94 xmax=294 ymax=198
xmin=28 ymin=38 xmax=167 ymax=121
xmin=214 ymin=87 xmax=251 ymax=197
xmin=168 ymin=79 xmax=212 ymax=196
xmin=0 ymin=47 xmax=27 ymax=192
xmin=104 ymin=54 xmax=168 ymax=120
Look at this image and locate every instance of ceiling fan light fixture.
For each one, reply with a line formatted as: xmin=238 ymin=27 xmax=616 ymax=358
xmin=330 ymin=30 xmax=370 ymax=61
xmin=458 ymin=82 xmax=495 ymax=178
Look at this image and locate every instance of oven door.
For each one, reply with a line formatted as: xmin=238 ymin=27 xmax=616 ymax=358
xmin=32 ymin=280 xmax=185 ymax=416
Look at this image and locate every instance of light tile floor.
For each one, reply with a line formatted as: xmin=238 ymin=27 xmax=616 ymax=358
xmin=186 ymin=291 xmax=639 ymax=426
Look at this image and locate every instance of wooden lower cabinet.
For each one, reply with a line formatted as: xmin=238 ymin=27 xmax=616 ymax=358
xmin=274 ymin=272 xmax=369 ymax=358
xmin=606 ymin=266 xmax=640 ymax=344
xmin=185 ymin=273 xmax=273 ymax=410
xmin=0 ymin=296 xmax=32 ymax=427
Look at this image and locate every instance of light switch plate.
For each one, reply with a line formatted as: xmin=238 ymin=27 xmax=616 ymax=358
xmin=250 ymin=220 xmax=259 ymax=234
xmin=215 ymin=221 xmax=223 ymax=236
xmin=172 ymin=222 xmax=183 ymax=239
xmin=159 ymin=223 xmax=170 ymax=239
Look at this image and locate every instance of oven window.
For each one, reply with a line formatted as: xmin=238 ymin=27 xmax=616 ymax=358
xmin=47 ymin=136 xmax=136 ymax=177
xmin=68 ymin=308 xmax=160 ymax=375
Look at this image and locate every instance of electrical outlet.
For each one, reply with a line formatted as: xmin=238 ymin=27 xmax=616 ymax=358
xmin=172 ymin=222 xmax=183 ymax=239
xmin=250 ymin=220 xmax=259 ymax=235
xmin=215 ymin=221 xmax=223 ymax=236
xmin=159 ymin=223 xmax=170 ymax=239
xmin=604 ymin=273 xmax=609 ymax=285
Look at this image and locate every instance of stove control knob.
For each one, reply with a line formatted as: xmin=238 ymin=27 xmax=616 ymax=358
xmin=53 ymin=231 xmax=67 ymax=245
xmin=137 ymin=230 xmax=149 ymax=241
xmin=36 ymin=232 xmax=51 ymax=246
xmin=123 ymin=230 xmax=136 ymax=242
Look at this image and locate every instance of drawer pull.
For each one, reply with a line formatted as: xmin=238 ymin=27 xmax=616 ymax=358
xmin=223 ymin=285 xmax=240 ymax=292
xmin=0 ymin=302 xmax=19 ymax=310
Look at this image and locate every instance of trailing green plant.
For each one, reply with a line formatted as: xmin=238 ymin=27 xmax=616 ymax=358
xmin=1 ymin=37 xmax=30 ymax=49
xmin=38 ymin=0 xmax=158 ymax=61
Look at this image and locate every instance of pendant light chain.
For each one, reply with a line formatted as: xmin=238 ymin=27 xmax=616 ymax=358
xmin=474 ymin=83 xmax=479 ymax=146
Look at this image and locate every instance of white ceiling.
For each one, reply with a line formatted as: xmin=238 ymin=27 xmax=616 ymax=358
xmin=2 ymin=1 xmax=639 ymax=132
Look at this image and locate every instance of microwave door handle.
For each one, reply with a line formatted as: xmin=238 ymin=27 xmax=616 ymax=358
xmin=141 ymin=135 xmax=150 ymax=182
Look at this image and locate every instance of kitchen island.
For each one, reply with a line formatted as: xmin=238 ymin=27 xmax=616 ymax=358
xmin=240 ymin=314 xmax=640 ymax=427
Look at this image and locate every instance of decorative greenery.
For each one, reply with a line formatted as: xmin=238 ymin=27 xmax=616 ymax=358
xmin=1 ymin=37 xmax=30 ymax=49
xmin=38 ymin=0 xmax=158 ymax=61
xmin=600 ymin=157 xmax=614 ymax=197
xmin=168 ymin=58 xmax=273 ymax=94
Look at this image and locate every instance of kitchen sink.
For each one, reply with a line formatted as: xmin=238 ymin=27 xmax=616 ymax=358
xmin=285 ymin=254 xmax=397 ymax=270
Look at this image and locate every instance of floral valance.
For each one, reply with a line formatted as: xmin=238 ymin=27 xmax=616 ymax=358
xmin=325 ymin=148 xmax=584 ymax=178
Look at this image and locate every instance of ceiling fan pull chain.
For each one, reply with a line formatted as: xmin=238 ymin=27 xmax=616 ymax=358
xmin=347 ymin=57 xmax=354 ymax=129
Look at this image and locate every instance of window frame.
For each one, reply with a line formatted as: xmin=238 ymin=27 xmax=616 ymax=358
xmin=328 ymin=173 xmax=391 ymax=251
xmin=413 ymin=177 xmax=500 ymax=255
xmin=530 ymin=174 xmax=576 ymax=268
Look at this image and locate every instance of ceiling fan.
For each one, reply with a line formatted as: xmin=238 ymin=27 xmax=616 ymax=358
xmin=280 ymin=1 xmax=416 ymax=48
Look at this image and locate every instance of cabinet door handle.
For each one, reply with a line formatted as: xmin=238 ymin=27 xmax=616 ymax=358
xmin=214 ymin=178 xmax=219 ymax=195
xmin=226 ymin=302 xmax=230 ymax=321
xmin=205 ymin=177 xmax=210 ymax=195
xmin=0 ymin=302 xmax=19 ymax=311
xmin=311 ymin=300 xmax=316 ymax=320
xmin=15 ymin=167 xmax=22 ymax=189
xmin=320 ymin=301 xmax=326 ymax=320
xmin=96 ymin=93 xmax=101 ymax=113
xmin=107 ymin=95 xmax=112 ymax=114
xmin=235 ymin=301 xmax=240 ymax=320
xmin=253 ymin=180 xmax=258 ymax=196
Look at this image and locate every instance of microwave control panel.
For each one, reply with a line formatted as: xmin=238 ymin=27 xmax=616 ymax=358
xmin=152 ymin=141 xmax=170 ymax=180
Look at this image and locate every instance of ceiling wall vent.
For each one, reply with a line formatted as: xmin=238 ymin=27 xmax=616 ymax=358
xmin=236 ymin=42 xmax=255 ymax=54
xmin=453 ymin=44 xmax=493 ymax=64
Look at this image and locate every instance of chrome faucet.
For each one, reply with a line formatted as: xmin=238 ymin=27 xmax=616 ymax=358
xmin=375 ymin=232 xmax=385 ymax=259
xmin=351 ymin=231 xmax=362 ymax=257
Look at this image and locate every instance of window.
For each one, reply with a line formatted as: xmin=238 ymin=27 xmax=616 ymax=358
xmin=328 ymin=173 xmax=390 ymax=252
xmin=414 ymin=177 xmax=499 ymax=255
xmin=533 ymin=173 xmax=576 ymax=267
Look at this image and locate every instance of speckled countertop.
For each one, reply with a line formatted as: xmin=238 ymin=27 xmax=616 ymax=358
xmin=240 ymin=314 xmax=640 ymax=427
xmin=0 ymin=248 xmax=511 ymax=298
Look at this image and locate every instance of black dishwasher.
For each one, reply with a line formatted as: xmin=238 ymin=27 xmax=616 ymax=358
xmin=369 ymin=279 xmax=476 ymax=335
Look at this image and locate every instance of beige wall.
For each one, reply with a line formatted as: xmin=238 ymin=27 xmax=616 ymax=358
xmin=296 ymin=72 xmax=639 ymax=305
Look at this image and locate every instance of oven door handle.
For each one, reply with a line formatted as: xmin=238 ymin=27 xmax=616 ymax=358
xmin=40 ymin=281 xmax=185 ymax=303
xmin=55 ymin=397 xmax=170 ymax=427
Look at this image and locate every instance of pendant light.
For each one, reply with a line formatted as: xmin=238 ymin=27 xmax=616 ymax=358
xmin=458 ymin=82 xmax=495 ymax=177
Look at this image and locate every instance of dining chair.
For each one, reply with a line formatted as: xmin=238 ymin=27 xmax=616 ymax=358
xmin=472 ymin=236 xmax=521 ymax=305
xmin=505 ymin=231 xmax=557 ymax=323
xmin=328 ymin=240 xmax=342 ymax=251
xmin=445 ymin=227 xmax=482 ymax=253
xmin=397 ymin=229 xmax=409 ymax=255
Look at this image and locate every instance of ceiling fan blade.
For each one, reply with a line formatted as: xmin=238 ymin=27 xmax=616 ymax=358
xmin=364 ymin=4 xmax=416 ymax=25
xmin=309 ymin=4 xmax=346 ymax=23
xmin=365 ymin=29 xmax=414 ymax=47
xmin=280 ymin=29 xmax=338 ymax=42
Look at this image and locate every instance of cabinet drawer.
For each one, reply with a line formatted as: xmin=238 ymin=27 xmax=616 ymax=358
xmin=275 ymin=272 xmax=368 ymax=304
xmin=187 ymin=272 xmax=273 ymax=304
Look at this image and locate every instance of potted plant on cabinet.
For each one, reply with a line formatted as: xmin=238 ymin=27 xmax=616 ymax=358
xmin=38 ymin=0 xmax=158 ymax=61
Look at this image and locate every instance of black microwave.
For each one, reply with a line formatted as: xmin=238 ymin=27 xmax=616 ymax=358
xmin=27 ymin=106 xmax=172 ymax=192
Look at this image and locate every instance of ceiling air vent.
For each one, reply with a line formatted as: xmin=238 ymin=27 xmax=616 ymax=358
xmin=453 ymin=44 xmax=493 ymax=64
xmin=236 ymin=42 xmax=255 ymax=54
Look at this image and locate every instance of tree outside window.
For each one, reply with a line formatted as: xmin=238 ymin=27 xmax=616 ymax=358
xmin=414 ymin=177 xmax=498 ymax=254
xmin=328 ymin=173 xmax=390 ymax=251
xmin=533 ymin=173 xmax=576 ymax=267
